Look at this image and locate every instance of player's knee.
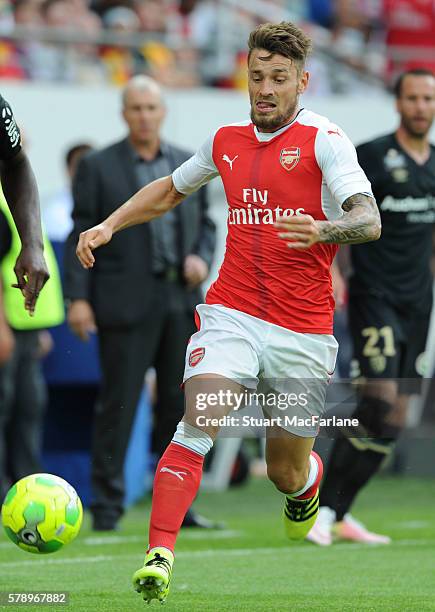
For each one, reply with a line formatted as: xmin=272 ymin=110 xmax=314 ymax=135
xmin=362 ymin=380 xmax=398 ymax=406
xmin=267 ymin=463 xmax=306 ymax=494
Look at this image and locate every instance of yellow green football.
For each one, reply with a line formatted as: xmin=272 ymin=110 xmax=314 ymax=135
xmin=1 ymin=473 xmax=83 ymax=554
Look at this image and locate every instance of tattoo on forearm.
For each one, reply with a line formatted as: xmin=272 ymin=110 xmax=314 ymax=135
xmin=318 ymin=194 xmax=381 ymax=245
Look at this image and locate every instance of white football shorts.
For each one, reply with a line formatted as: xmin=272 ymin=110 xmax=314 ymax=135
xmin=183 ymin=304 xmax=339 ymax=437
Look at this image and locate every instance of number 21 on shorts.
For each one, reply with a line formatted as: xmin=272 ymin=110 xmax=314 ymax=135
xmin=361 ymin=325 xmax=396 ymax=357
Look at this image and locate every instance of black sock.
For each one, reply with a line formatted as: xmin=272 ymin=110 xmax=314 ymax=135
xmin=321 ymin=437 xmax=391 ymax=520
xmin=320 ymin=395 xmax=402 ymax=520
xmin=320 ymin=436 xmax=357 ymax=518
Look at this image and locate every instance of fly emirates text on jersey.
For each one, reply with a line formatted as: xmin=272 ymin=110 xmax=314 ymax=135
xmin=228 ymin=188 xmax=305 ymax=225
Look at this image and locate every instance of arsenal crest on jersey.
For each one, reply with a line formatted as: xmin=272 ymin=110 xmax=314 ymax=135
xmin=189 ymin=347 xmax=205 ymax=367
xmin=280 ymin=147 xmax=300 ymax=172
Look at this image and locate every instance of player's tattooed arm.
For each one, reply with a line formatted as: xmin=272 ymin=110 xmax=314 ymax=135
xmin=275 ymin=193 xmax=381 ymax=250
xmin=317 ymin=193 xmax=381 ymax=244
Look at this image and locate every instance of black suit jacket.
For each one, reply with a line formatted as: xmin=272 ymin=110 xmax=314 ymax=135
xmin=64 ymin=138 xmax=216 ymax=328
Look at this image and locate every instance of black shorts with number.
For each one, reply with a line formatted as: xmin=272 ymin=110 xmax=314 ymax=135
xmin=348 ymin=293 xmax=431 ymax=394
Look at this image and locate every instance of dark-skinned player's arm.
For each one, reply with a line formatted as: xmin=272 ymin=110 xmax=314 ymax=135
xmin=0 ymin=149 xmax=49 ymax=314
xmin=76 ymin=175 xmax=185 ymax=269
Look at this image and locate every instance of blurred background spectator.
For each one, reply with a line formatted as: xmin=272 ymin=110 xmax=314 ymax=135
xmin=63 ymin=75 xmax=217 ymax=530
xmin=0 ymin=0 xmax=429 ymax=91
xmin=383 ymin=0 xmax=435 ymax=85
xmin=43 ymin=143 xmax=93 ymax=242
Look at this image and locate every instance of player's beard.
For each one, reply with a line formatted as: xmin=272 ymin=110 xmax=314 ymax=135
xmin=402 ymin=114 xmax=433 ymax=139
xmin=251 ymin=99 xmax=298 ymax=132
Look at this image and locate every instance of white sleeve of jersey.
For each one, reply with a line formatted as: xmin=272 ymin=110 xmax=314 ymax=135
xmin=315 ymin=127 xmax=373 ymax=205
xmin=172 ymin=131 xmax=219 ymax=195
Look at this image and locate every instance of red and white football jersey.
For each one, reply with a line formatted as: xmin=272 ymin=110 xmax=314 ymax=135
xmin=173 ymin=108 xmax=372 ymax=334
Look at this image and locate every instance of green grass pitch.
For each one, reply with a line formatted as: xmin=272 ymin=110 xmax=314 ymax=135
xmin=1 ymin=476 xmax=434 ymax=611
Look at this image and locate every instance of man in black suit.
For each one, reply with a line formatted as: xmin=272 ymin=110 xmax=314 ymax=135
xmin=64 ymin=76 xmax=216 ymax=531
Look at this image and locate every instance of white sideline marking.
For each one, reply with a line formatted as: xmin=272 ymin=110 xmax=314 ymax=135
xmin=179 ymin=529 xmax=243 ymax=540
xmin=84 ymin=535 xmax=143 ymax=546
xmin=0 ymin=539 xmax=432 ymax=570
xmin=0 ymin=555 xmax=113 ymax=568
xmin=393 ymin=521 xmax=430 ymax=529
xmin=83 ymin=530 xmax=243 ymax=546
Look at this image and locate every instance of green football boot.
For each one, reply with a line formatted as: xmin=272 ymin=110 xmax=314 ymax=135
xmin=132 ymin=547 xmax=174 ymax=604
xmin=283 ymin=489 xmax=320 ymax=541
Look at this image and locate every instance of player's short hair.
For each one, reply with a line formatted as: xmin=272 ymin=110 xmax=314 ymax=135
xmin=394 ymin=68 xmax=435 ymax=98
xmin=65 ymin=143 xmax=92 ymax=169
xmin=248 ymin=21 xmax=312 ymax=72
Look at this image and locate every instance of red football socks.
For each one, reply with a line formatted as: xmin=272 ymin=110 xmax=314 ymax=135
xmin=148 ymin=442 xmax=205 ymax=552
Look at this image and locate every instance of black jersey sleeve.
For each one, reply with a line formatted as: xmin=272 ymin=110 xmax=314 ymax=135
xmin=356 ymin=142 xmax=376 ymax=180
xmin=356 ymin=141 xmax=383 ymax=201
xmin=0 ymin=95 xmax=22 ymax=161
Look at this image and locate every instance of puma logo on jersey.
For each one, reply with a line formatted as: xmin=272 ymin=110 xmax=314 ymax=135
xmin=327 ymin=128 xmax=341 ymax=137
xmin=160 ymin=467 xmax=187 ymax=481
xmin=222 ymin=154 xmax=238 ymax=170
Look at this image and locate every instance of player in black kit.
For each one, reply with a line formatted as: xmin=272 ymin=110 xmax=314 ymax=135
xmin=0 ymin=94 xmax=48 ymax=314
xmin=308 ymin=68 xmax=435 ymax=545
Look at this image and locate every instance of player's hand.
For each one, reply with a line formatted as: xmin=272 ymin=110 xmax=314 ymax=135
xmin=67 ymin=299 xmax=97 ymax=342
xmin=183 ymin=254 xmax=209 ymax=288
xmin=76 ymin=223 xmax=113 ymax=269
xmin=275 ymin=214 xmax=320 ymax=249
xmin=0 ymin=321 xmax=15 ymax=365
xmin=13 ymin=245 xmax=50 ymax=315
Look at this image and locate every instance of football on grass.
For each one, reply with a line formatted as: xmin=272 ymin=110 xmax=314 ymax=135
xmin=1 ymin=473 xmax=83 ymax=554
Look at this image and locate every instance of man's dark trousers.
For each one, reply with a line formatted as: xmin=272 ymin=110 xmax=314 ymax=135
xmin=92 ymin=278 xmax=196 ymax=524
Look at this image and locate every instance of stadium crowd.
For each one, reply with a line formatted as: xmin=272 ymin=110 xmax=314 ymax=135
xmin=0 ymin=0 xmax=433 ymax=90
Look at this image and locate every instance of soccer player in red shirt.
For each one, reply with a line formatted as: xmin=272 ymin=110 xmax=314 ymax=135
xmin=76 ymin=21 xmax=381 ymax=604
